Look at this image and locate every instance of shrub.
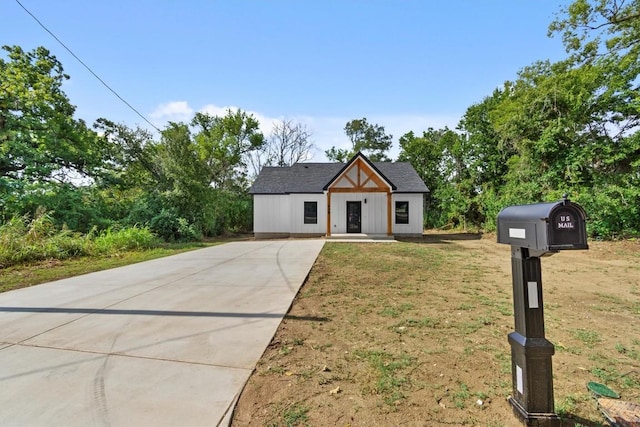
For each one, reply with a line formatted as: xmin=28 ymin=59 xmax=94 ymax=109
xmin=0 ymin=214 xmax=159 ymax=268
xmin=574 ymin=185 xmax=640 ymax=239
xmin=92 ymin=226 xmax=159 ymax=254
xmin=149 ymin=208 xmax=201 ymax=242
xmin=0 ymin=213 xmax=89 ymax=267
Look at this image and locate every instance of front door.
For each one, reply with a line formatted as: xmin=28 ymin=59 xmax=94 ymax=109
xmin=346 ymin=201 xmax=362 ymax=233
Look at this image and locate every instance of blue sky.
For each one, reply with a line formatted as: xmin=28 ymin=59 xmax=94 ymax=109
xmin=2 ymin=1 xmax=571 ymax=160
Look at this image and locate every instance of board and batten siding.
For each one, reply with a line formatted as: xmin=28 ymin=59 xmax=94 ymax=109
xmin=329 ymin=192 xmax=387 ymax=234
xmin=253 ymin=194 xmax=326 ymax=236
xmin=254 ymin=192 xmax=423 ymax=237
xmin=253 ymin=195 xmax=290 ymax=235
xmin=392 ymin=193 xmax=424 ymax=235
xmin=289 ymin=194 xmax=326 ymax=235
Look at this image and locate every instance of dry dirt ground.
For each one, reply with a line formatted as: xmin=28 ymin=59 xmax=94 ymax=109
xmin=231 ymin=233 xmax=640 ymax=427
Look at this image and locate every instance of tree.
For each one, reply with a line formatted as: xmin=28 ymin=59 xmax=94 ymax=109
xmin=191 ymin=109 xmax=265 ymax=189
xmin=93 ymin=118 xmax=163 ymax=188
xmin=458 ymin=88 xmax=515 ymax=193
xmin=246 ymin=119 xmax=313 ymax=176
xmin=397 ymin=127 xmax=481 ymax=229
xmin=325 ymin=118 xmax=392 ymax=162
xmin=0 ymin=44 xmax=276 ymax=238
xmin=549 ymin=0 xmax=640 ymax=65
xmin=149 ymin=109 xmax=265 ymax=236
xmin=89 ymin=110 xmax=266 ymax=239
xmin=0 ymin=46 xmax=103 ymax=185
xmin=438 ymin=130 xmax=482 ymax=230
xmin=549 ymin=0 xmax=640 ymax=141
xmin=454 ymin=53 xmax=639 ymax=235
xmin=0 ymin=45 xmax=110 ymax=228
xmin=160 ymin=122 xmax=209 ymax=195
xmin=397 ymin=129 xmax=447 ymax=227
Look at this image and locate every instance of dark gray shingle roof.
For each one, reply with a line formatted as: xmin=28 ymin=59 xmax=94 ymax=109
xmin=249 ymin=160 xmax=429 ymax=194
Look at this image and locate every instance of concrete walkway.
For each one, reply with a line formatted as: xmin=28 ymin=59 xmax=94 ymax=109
xmin=0 ymin=240 xmax=325 ymax=427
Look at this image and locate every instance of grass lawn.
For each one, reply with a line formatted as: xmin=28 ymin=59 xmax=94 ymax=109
xmin=232 ymin=234 xmax=640 ymax=426
xmin=0 ymin=241 xmax=224 ymax=293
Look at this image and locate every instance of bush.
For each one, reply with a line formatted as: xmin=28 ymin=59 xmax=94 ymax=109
xmin=92 ymin=226 xmax=159 ymax=254
xmin=0 ymin=213 xmax=89 ymax=267
xmin=574 ymin=185 xmax=640 ymax=239
xmin=0 ymin=213 xmax=160 ymax=268
xmin=149 ymin=208 xmax=201 ymax=242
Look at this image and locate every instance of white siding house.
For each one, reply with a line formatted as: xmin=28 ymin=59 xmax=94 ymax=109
xmin=250 ymin=153 xmax=428 ymax=238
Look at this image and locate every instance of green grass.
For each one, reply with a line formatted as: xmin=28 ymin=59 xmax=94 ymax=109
xmin=266 ymin=402 xmax=310 ymax=427
xmin=379 ymin=303 xmax=414 ymax=318
xmin=574 ymin=329 xmax=602 ymax=346
xmin=92 ymin=226 xmax=159 ymax=253
xmin=555 ymin=394 xmax=586 ymax=417
xmin=280 ymin=346 xmax=293 ymax=355
xmin=353 ymin=349 xmax=415 ymax=406
xmin=282 ymin=403 xmax=309 ymax=427
xmin=591 ymin=366 xmax=620 ymax=383
xmin=235 ymin=237 xmax=640 ymax=425
xmin=0 ymin=213 xmax=250 ymax=293
xmin=394 ymin=317 xmax=439 ymax=329
xmin=452 ymin=382 xmax=471 ymax=409
xmin=0 ymin=242 xmax=221 ymax=293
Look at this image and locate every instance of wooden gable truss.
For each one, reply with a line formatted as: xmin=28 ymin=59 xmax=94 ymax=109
xmin=324 ymin=154 xmax=395 ymax=236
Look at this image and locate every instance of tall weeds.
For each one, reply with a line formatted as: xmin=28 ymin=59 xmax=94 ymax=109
xmin=0 ymin=213 xmax=158 ymax=268
xmin=92 ymin=226 xmax=158 ymax=254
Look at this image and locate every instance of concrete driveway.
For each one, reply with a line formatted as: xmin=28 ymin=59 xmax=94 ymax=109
xmin=0 ymin=239 xmax=325 ymax=427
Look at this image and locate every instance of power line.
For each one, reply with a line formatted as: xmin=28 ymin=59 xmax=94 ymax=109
xmin=14 ymin=0 xmax=161 ymax=132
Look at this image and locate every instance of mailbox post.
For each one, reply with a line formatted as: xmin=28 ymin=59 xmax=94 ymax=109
xmin=497 ymin=196 xmax=588 ymax=426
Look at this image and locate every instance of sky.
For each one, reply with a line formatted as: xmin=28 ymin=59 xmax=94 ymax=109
xmin=2 ymin=0 xmax=572 ymax=161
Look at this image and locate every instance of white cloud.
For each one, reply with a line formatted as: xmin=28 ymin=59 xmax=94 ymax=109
xmin=199 ymin=103 xmax=238 ymax=118
xmin=149 ymin=101 xmax=194 ymax=123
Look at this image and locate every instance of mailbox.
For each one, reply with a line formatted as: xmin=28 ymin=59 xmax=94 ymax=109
xmin=497 ymin=197 xmax=589 ymax=426
xmin=497 ymin=197 xmax=588 ymax=253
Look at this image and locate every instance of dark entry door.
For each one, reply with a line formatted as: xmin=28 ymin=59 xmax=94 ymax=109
xmin=346 ymin=201 xmax=362 ymax=233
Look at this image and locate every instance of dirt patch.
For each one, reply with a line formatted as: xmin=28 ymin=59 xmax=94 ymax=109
xmin=231 ymin=234 xmax=640 ymax=426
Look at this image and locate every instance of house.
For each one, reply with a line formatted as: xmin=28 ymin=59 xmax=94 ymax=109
xmin=249 ymin=152 xmax=429 ymax=238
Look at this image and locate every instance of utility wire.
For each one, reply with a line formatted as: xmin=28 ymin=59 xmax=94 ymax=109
xmin=14 ymin=0 xmax=161 ymax=132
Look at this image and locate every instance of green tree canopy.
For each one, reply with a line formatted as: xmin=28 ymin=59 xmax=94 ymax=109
xmin=190 ymin=109 xmax=265 ymax=189
xmin=0 ymin=45 xmax=109 ymax=228
xmin=0 ymin=46 xmax=103 ymax=185
xmin=449 ymin=0 xmax=640 ymax=236
xmin=549 ymin=0 xmax=640 ymax=66
xmin=394 ymin=0 xmax=640 ymax=236
xmin=325 ymin=118 xmax=392 ymax=162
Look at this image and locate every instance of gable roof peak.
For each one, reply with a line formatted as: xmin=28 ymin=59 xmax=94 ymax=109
xmin=323 ymin=151 xmax=397 ymax=191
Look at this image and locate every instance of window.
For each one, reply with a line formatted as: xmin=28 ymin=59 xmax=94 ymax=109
xmin=304 ymin=201 xmax=317 ymax=224
xmin=395 ymin=201 xmax=409 ymax=224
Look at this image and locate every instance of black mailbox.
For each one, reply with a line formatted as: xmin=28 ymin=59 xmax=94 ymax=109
xmin=497 ymin=197 xmax=588 ymax=254
xmin=497 ymin=197 xmax=589 ymax=426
